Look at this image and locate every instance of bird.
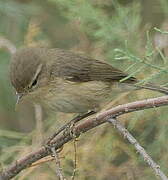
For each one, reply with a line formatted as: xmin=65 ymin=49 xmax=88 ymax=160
xmin=10 ymin=47 xmax=168 ymax=113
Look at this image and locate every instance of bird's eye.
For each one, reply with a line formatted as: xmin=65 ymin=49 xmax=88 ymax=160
xmin=28 ymin=78 xmax=38 ymax=90
xmin=32 ymin=79 xmax=37 ymax=87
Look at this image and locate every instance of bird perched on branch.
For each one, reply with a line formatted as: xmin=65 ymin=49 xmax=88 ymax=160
xmin=10 ymin=47 xmax=168 ymax=113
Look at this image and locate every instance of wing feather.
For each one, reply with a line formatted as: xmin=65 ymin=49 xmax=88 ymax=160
xmin=49 ymin=49 xmax=136 ymax=83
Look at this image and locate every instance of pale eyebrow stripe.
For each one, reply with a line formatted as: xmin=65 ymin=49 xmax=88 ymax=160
xmin=29 ymin=64 xmax=43 ymax=87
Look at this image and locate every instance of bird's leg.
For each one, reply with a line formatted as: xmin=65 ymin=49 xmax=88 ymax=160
xmin=44 ymin=112 xmax=87 ymax=168
xmin=46 ymin=110 xmax=96 ymax=145
xmin=66 ymin=110 xmax=97 ymax=139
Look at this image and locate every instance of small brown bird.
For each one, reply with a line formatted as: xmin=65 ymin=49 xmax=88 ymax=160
xmin=10 ymin=47 xmax=168 ymax=113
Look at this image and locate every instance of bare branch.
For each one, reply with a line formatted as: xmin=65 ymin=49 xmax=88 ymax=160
xmin=51 ymin=147 xmax=66 ymax=180
xmin=1 ymin=95 xmax=168 ymax=180
xmin=71 ymin=139 xmax=78 ymax=180
xmin=0 ymin=37 xmax=16 ymax=54
xmin=108 ymin=118 xmax=168 ymax=180
xmin=33 ymin=104 xmax=43 ymax=146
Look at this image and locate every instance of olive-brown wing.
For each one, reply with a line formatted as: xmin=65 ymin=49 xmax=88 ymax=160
xmin=49 ymin=49 xmax=136 ymax=83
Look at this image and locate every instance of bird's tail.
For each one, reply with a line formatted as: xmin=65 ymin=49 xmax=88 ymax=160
xmin=134 ymin=83 xmax=168 ymax=95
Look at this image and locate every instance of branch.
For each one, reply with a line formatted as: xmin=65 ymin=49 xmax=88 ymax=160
xmin=51 ymin=147 xmax=66 ymax=180
xmin=1 ymin=95 xmax=168 ymax=180
xmin=0 ymin=36 xmax=16 ymax=54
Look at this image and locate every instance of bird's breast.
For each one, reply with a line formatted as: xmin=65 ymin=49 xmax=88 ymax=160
xmin=38 ymin=79 xmax=113 ymax=113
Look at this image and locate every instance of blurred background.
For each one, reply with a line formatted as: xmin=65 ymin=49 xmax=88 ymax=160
xmin=0 ymin=0 xmax=168 ymax=179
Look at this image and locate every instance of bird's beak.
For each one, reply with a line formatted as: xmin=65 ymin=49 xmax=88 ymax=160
xmin=16 ymin=93 xmax=23 ymax=104
xmin=15 ymin=93 xmax=23 ymax=110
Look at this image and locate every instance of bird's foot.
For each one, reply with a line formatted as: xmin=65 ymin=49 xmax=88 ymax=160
xmin=46 ymin=110 xmax=96 ymax=144
xmin=44 ymin=144 xmax=64 ymax=155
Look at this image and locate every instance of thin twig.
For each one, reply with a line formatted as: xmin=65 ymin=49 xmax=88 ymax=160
xmin=33 ymin=104 xmax=43 ymax=146
xmin=29 ymin=156 xmax=65 ymax=168
xmin=71 ymin=139 xmax=78 ymax=180
xmin=108 ymin=118 xmax=168 ymax=180
xmin=0 ymin=36 xmax=16 ymax=54
xmin=30 ymin=156 xmax=55 ymax=168
xmin=51 ymin=147 xmax=66 ymax=180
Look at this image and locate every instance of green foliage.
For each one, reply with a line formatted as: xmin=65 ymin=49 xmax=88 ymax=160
xmin=0 ymin=0 xmax=168 ymax=179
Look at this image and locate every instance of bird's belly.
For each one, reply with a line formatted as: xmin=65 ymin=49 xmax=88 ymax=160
xmin=48 ymin=97 xmax=96 ymax=113
xmin=42 ymin=80 xmax=113 ymax=113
